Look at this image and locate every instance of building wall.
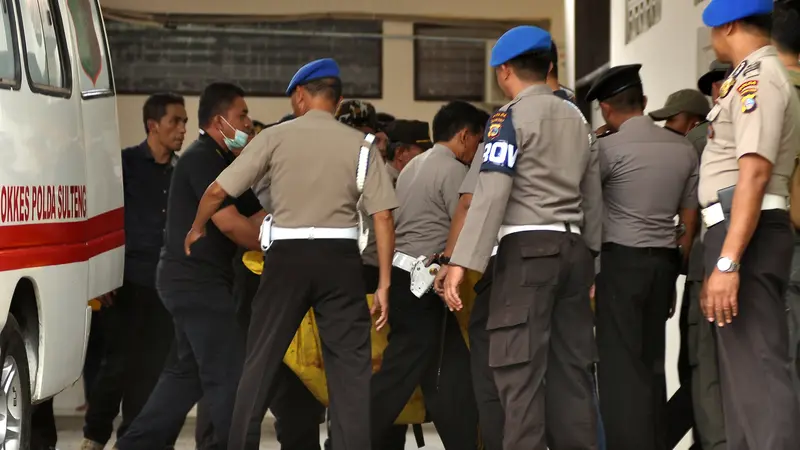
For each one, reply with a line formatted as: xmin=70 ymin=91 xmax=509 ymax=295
xmin=100 ymin=0 xmax=566 ymax=148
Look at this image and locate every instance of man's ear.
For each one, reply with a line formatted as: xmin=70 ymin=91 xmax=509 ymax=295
xmin=642 ymin=95 xmax=648 ymax=110
xmin=146 ymin=118 xmax=157 ymax=134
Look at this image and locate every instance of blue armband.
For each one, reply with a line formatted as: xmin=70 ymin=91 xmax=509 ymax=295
xmin=480 ymin=109 xmax=518 ymax=176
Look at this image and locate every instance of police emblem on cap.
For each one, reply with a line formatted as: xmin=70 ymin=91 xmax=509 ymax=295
xmin=741 ymin=94 xmax=757 ymax=114
xmin=719 ymin=77 xmax=734 ymax=99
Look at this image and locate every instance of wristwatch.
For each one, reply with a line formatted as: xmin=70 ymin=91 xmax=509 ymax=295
xmin=716 ymin=256 xmax=740 ymax=273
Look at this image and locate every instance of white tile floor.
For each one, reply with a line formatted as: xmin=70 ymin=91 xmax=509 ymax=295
xmin=53 ymin=416 xmax=445 ymax=450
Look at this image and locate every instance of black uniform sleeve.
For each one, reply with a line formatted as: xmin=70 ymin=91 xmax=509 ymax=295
xmin=188 ymin=151 xmax=236 ymax=209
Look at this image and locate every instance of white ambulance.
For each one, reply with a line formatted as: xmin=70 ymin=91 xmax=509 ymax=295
xmin=0 ymin=0 xmax=123 ymax=446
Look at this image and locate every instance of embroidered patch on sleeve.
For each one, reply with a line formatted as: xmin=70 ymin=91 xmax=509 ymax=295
xmin=741 ymin=94 xmax=757 ymax=114
xmin=736 ymin=80 xmax=758 ymax=96
xmin=742 ymin=61 xmax=761 ymax=79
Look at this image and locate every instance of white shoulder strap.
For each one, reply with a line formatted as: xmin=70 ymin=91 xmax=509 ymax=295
xmin=357 ymin=133 xmax=375 ymax=194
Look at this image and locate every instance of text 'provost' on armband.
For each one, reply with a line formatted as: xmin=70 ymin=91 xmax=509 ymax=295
xmin=480 ymin=109 xmax=518 ymax=175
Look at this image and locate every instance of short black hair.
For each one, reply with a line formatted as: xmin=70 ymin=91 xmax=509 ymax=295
xmin=142 ymin=93 xmax=184 ymax=134
xmin=253 ymin=120 xmax=267 ymax=129
xmin=603 ymin=85 xmax=646 ymax=113
xmin=303 ymin=78 xmax=343 ymax=103
xmin=432 ymin=101 xmax=490 ymax=143
xmin=774 ymin=3 xmax=800 ymax=54
xmin=740 ymin=13 xmax=772 ymax=36
xmin=505 ymin=49 xmax=551 ymax=82
xmin=549 ymin=42 xmax=559 ymax=78
xmin=198 ymin=82 xmax=246 ymax=128
xmin=377 ymin=112 xmax=395 ymax=123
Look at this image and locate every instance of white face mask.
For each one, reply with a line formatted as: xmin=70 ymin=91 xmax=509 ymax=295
xmin=219 ymin=117 xmax=248 ymax=149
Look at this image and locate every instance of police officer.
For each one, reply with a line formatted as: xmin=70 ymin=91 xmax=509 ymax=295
xmin=114 ymin=83 xmax=264 ymax=450
xmin=370 ymin=100 xmax=486 ymax=449
xmin=586 ymin=64 xmax=698 ymax=450
xmin=700 ymin=1 xmax=800 ymax=448
xmin=443 ymin=25 xmax=602 ymax=449
xmin=186 ymin=58 xmax=398 ymax=450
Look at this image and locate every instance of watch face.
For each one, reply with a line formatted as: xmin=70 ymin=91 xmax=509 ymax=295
xmin=717 ymin=258 xmax=732 ymax=272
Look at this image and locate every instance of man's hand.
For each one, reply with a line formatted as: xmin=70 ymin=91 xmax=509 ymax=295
xmin=98 ymin=290 xmax=116 ymax=307
xmin=433 ymin=265 xmax=449 ymax=297
xmin=443 ymin=266 xmax=466 ymax=311
xmin=184 ymin=227 xmax=205 ymax=255
xmin=371 ymin=286 xmax=389 ymax=330
xmin=703 ymin=270 xmax=740 ymax=327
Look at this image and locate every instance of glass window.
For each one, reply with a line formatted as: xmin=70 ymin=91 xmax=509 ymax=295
xmin=0 ymin=0 xmax=18 ymax=82
xmin=20 ymin=0 xmax=67 ymax=89
xmin=67 ymin=0 xmax=110 ymax=95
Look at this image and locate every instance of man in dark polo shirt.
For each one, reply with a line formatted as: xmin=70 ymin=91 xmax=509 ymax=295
xmin=80 ymin=93 xmax=188 ymax=450
xmin=114 ymin=83 xmax=265 ymax=450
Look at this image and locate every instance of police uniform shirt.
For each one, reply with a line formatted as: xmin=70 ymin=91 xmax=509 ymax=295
xmin=686 ymin=122 xmax=709 ymax=156
xmin=393 ymin=144 xmax=469 ymax=258
xmin=599 ymin=116 xmax=698 ymax=248
xmin=450 ymin=84 xmax=602 ymax=272
xmin=699 ymin=46 xmax=800 ymax=207
xmin=459 ymin=149 xmax=481 ymax=195
xmin=385 ymin=162 xmax=401 ymax=187
xmin=215 ymin=109 xmax=398 ymax=228
xmin=159 ymin=134 xmax=262 ymax=286
xmin=358 ymin=198 xmax=379 ymax=267
xmin=253 ymin=178 xmax=272 ymax=212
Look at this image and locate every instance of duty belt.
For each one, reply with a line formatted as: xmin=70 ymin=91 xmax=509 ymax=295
xmin=259 ymin=214 xmax=358 ymax=252
xmin=700 ymin=193 xmax=787 ymax=228
xmin=498 ymin=222 xmax=581 ymax=241
xmin=392 ymin=251 xmax=440 ymax=298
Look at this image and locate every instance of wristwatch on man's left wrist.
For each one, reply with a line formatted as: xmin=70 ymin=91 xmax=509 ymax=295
xmin=716 ymin=256 xmax=740 ymax=273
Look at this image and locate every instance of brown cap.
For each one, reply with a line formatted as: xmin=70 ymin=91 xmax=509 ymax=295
xmin=648 ymin=89 xmax=710 ymax=121
xmin=384 ymin=120 xmax=433 ymax=149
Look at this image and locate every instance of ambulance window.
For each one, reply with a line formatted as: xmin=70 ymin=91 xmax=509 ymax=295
xmin=19 ymin=0 xmax=70 ymax=95
xmin=0 ymin=0 xmax=19 ymax=86
xmin=67 ymin=0 xmax=111 ymax=98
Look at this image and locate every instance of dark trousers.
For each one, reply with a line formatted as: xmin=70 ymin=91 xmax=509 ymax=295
xmin=84 ymin=309 xmax=106 ymax=401
xmin=229 ymin=240 xmax=372 ymax=450
xmin=468 ymin=259 xmax=504 ymax=450
xmin=596 ymin=242 xmax=679 ymax=450
xmin=787 ymin=236 xmax=800 ymax=400
xmin=115 ymin=280 xmax=247 ymax=450
xmin=83 ymin=281 xmax=178 ymax=446
xmin=371 ymin=268 xmax=479 ymax=450
xmin=491 ymin=231 xmax=597 ymax=450
xmin=31 ymin=399 xmax=57 ymax=450
xmin=703 ymin=210 xmax=800 ymax=450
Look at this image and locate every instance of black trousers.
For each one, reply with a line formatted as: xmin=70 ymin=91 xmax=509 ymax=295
xmin=115 ymin=280 xmax=248 ymax=450
xmin=596 ymin=242 xmax=679 ymax=450
xmin=468 ymin=258 xmax=504 ymax=450
xmin=31 ymin=399 xmax=57 ymax=450
xmin=703 ymin=210 xmax=800 ymax=450
xmin=83 ymin=281 xmax=178 ymax=446
xmin=229 ymin=240 xmax=372 ymax=450
xmin=491 ymin=231 xmax=597 ymax=450
xmin=371 ymin=267 xmax=478 ymax=450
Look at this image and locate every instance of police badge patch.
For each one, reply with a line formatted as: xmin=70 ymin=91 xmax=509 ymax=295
xmin=741 ymin=94 xmax=757 ymax=113
xmin=481 ymin=109 xmax=518 ymax=175
xmin=736 ymin=80 xmax=758 ymax=96
xmin=731 ymin=60 xmax=748 ymax=79
xmin=719 ymin=77 xmax=734 ymax=99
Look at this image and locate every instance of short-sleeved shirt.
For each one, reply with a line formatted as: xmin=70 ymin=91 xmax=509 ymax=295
xmin=158 ymin=134 xmax=262 ymax=287
xmin=699 ymin=45 xmax=800 ymax=206
xmin=686 ymin=122 xmax=709 ymax=157
xmin=683 ymin=122 xmax=708 ymax=282
xmin=385 ymin=162 xmax=401 ymax=188
xmin=121 ymin=141 xmax=176 ymax=287
xmin=394 ymin=144 xmax=468 ymax=258
xmin=599 ymin=115 xmax=698 ymax=248
xmin=216 ymin=109 xmax=398 ymax=229
xmin=451 ymin=84 xmax=602 ymax=272
xmin=459 ymin=151 xmax=481 ymax=195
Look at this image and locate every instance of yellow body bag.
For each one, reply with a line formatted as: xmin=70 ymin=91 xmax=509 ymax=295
xmin=242 ymin=250 xmax=482 ymax=425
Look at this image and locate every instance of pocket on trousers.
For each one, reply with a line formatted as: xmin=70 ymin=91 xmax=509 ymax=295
xmin=520 ymin=243 xmax=560 ymax=287
xmin=486 ymin=305 xmax=531 ymax=368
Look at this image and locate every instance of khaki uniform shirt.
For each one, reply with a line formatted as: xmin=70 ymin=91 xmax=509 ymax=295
xmin=450 ymin=84 xmax=602 ymax=272
xmin=394 ymin=144 xmax=468 ymax=258
xmin=254 ymin=179 xmax=272 ymax=211
xmin=599 ymin=116 xmax=698 ymax=248
xmin=358 ymin=198 xmax=379 ymax=267
xmin=385 ymin=162 xmax=400 ymax=187
xmin=216 ymin=109 xmax=398 ymax=227
xmin=459 ymin=151 xmax=480 ymax=195
xmin=699 ymin=46 xmax=800 ymax=206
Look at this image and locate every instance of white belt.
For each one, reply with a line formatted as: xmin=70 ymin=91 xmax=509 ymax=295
xmin=491 ymin=245 xmax=498 ymax=257
xmin=498 ymin=223 xmax=581 ymax=241
xmin=392 ymin=251 xmax=418 ymax=272
xmin=701 ymin=193 xmax=787 ymax=228
xmin=272 ymin=226 xmax=359 ymax=241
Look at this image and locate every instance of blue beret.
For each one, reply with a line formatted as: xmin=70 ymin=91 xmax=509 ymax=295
xmin=285 ymin=58 xmax=341 ymax=96
xmin=490 ymin=26 xmax=552 ymax=68
xmin=703 ymin=0 xmax=773 ymax=28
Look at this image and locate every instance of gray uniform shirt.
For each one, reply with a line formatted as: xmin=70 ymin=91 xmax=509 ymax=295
xmin=684 ymin=122 xmax=708 ymax=282
xmin=459 ymin=149 xmax=480 ymax=195
xmin=450 ymin=84 xmax=602 ymax=272
xmin=394 ymin=144 xmax=468 ymax=258
xmin=699 ymin=45 xmax=800 ymax=206
xmin=216 ymin=109 xmax=398 ymax=228
xmin=598 ymin=116 xmax=698 ymax=249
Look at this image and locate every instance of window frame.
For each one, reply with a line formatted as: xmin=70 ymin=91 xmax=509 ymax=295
xmin=0 ymin=0 xmax=21 ymax=90
xmin=77 ymin=0 xmax=114 ymax=100
xmin=15 ymin=0 xmax=73 ymax=98
xmin=413 ymin=23 xmax=486 ymax=102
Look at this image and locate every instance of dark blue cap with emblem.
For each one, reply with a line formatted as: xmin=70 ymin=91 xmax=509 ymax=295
xmin=285 ymin=58 xmax=341 ymax=96
xmin=585 ymin=64 xmax=643 ymax=102
xmin=490 ymin=26 xmax=552 ymax=68
xmin=702 ymin=0 xmax=773 ymax=28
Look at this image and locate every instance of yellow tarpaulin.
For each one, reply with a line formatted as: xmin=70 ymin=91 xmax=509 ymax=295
xmin=242 ymin=250 xmax=482 ymax=425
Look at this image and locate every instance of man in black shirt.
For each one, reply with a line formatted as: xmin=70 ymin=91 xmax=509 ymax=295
xmin=114 ymin=83 xmax=264 ymax=450
xmin=80 ymin=93 xmax=188 ymax=450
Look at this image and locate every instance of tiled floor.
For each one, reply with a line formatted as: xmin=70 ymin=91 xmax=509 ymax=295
xmin=53 ymin=416 xmax=445 ymax=450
